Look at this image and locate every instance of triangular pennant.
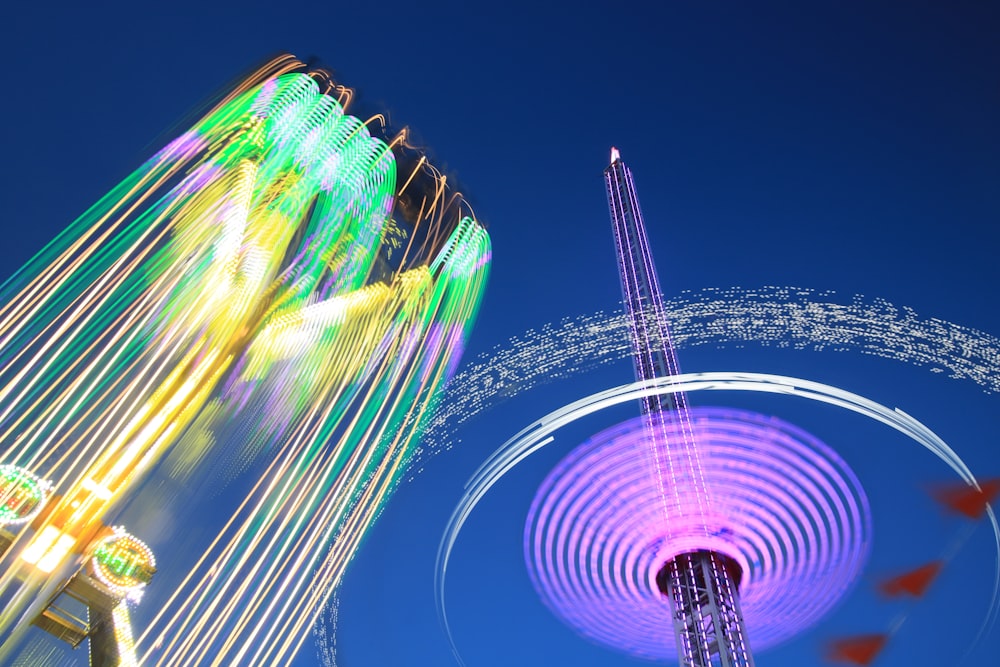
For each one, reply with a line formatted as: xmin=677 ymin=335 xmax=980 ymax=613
xmin=826 ymin=634 xmax=887 ymax=665
xmin=878 ymin=561 xmax=942 ymax=597
xmin=932 ymin=478 xmax=1000 ymax=519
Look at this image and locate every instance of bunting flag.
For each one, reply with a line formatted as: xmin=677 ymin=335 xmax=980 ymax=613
xmin=826 ymin=634 xmax=887 ymax=665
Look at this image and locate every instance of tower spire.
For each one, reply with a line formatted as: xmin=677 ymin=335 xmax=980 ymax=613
xmin=603 ymin=150 xmax=754 ymax=667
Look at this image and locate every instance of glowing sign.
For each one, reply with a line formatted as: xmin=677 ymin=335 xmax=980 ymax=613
xmin=0 ymin=464 xmax=50 ymax=526
xmin=91 ymin=528 xmax=156 ymax=602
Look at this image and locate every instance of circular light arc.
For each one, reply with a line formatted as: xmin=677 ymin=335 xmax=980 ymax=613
xmin=435 ymin=372 xmax=1000 ymax=666
xmin=525 ymin=408 xmax=871 ymax=660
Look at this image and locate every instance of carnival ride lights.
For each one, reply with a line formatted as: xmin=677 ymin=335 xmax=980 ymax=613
xmin=84 ymin=528 xmax=156 ymax=666
xmin=410 ymin=285 xmax=1000 ymax=473
xmin=524 ymin=408 xmax=871 ymax=661
xmin=0 ymin=466 xmax=155 ymax=666
xmin=0 ymin=465 xmax=51 ymax=527
xmin=91 ymin=527 xmax=156 ymax=603
xmin=432 ymin=150 xmax=998 ymax=666
xmin=437 ymin=372 xmax=1000 ymax=665
xmin=0 ymin=52 xmax=490 ymax=667
xmin=600 ymin=148 xmax=755 ymax=665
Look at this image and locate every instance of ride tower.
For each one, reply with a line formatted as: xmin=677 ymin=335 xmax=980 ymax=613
xmin=604 ymin=148 xmax=754 ymax=666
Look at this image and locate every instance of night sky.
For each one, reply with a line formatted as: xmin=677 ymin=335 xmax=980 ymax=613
xmin=2 ymin=2 xmax=999 ymax=666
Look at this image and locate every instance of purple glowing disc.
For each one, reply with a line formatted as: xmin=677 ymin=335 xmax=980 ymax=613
xmin=524 ymin=407 xmax=871 ymax=661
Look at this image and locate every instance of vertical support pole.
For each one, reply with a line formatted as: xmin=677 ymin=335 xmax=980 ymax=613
xmin=88 ymin=605 xmax=120 ymax=667
xmin=604 ymin=150 xmax=754 ymax=666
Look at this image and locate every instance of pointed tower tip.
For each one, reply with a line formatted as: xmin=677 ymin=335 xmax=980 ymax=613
xmin=610 ymin=147 xmax=621 ymax=164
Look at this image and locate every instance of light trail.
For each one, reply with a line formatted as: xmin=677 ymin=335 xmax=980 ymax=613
xmin=410 ymin=288 xmax=1000 ymax=474
xmin=434 ymin=372 xmax=999 ymax=666
xmin=525 ymin=407 xmax=871 ymax=660
xmin=0 ymin=54 xmax=490 ymax=666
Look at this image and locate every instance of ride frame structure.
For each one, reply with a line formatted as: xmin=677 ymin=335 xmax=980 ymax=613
xmin=604 ymin=147 xmax=754 ymax=666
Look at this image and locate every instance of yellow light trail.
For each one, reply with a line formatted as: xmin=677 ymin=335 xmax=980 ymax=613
xmin=0 ymin=54 xmax=490 ymax=666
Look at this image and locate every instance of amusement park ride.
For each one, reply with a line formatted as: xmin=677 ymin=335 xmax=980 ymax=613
xmin=520 ymin=149 xmax=1000 ymax=666
xmin=0 ymin=53 xmax=491 ymax=667
xmin=0 ymin=58 xmax=997 ymax=666
xmin=436 ymin=149 xmax=1000 ymax=667
xmin=0 ymin=465 xmax=154 ymax=665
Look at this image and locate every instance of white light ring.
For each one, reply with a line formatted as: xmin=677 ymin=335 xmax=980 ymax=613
xmin=435 ymin=372 xmax=1000 ymax=666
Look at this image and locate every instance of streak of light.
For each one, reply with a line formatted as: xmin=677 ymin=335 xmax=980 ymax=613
xmin=0 ymin=54 xmax=490 ymax=666
xmin=435 ymin=372 xmax=999 ymax=667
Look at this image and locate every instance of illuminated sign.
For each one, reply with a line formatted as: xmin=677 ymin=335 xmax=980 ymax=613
xmin=92 ymin=527 xmax=156 ymax=602
xmin=0 ymin=464 xmax=50 ymax=526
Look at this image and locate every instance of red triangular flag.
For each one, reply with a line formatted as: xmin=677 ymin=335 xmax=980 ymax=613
xmin=826 ymin=634 xmax=887 ymax=665
xmin=932 ymin=478 xmax=1000 ymax=519
xmin=878 ymin=561 xmax=942 ymax=597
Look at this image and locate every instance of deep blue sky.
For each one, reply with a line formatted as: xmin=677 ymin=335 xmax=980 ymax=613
xmin=2 ymin=2 xmax=998 ymax=666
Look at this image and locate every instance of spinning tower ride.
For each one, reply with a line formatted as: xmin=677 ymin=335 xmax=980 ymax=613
xmin=604 ymin=148 xmax=754 ymax=666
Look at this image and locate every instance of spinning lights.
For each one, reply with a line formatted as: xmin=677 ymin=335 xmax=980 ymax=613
xmin=524 ymin=408 xmax=871 ymax=661
xmin=0 ymin=53 xmax=489 ymax=666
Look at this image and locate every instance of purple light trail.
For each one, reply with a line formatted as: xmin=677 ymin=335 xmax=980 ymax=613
xmin=524 ymin=407 xmax=871 ymax=661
